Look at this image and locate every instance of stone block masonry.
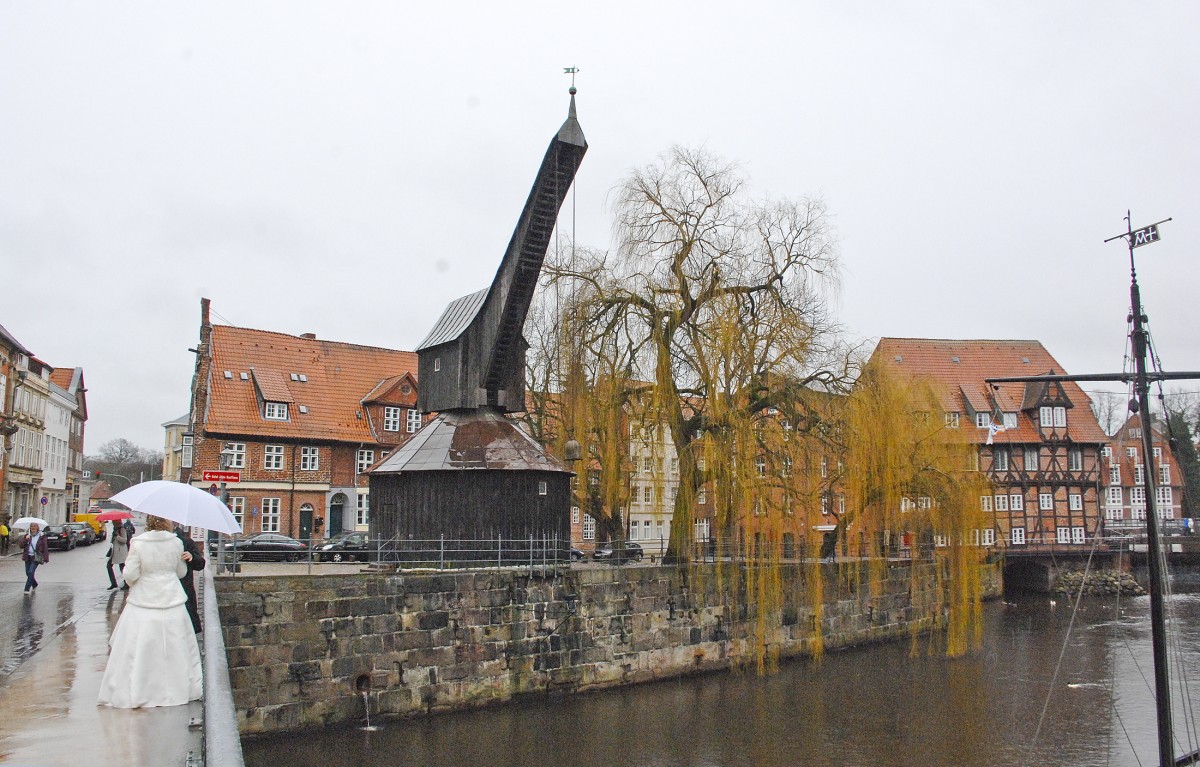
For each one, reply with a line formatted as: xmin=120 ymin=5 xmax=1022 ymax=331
xmin=218 ymin=562 xmax=1001 ymax=736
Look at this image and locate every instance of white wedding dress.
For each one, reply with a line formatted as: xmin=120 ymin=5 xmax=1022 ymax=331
xmin=97 ymin=530 xmax=203 ymax=708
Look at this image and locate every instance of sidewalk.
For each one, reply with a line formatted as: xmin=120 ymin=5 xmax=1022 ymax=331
xmin=0 ymin=551 xmax=202 ymax=767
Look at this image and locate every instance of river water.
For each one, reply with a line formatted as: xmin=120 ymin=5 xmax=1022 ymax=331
xmin=243 ymin=590 xmax=1200 ymax=767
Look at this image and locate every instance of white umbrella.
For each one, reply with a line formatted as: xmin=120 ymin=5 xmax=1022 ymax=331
xmin=110 ymin=481 xmax=242 ymax=534
xmin=12 ymin=516 xmax=49 ymax=529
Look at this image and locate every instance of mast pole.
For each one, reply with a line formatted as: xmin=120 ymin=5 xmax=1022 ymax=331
xmin=1122 ymin=210 xmax=1173 ymax=767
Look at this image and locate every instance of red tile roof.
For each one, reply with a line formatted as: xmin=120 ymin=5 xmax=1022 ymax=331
xmin=204 ymin=325 xmax=418 ymax=443
xmin=872 ymin=338 xmax=1109 ymax=444
xmin=49 ymin=368 xmax=74 ymax=390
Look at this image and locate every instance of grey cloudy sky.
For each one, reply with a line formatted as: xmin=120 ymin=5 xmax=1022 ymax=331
xmin=2 ymin=2 xmax=1197 ymax=453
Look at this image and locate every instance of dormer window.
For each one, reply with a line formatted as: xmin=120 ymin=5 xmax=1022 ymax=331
xmin=264 ymin=402 xmax=289 ymax=421
xmin=1039 ymin=406 xmax=1066 ymax=428
xmin=1002 ymin=413 xmax=1018 ymax=429
xmin=976 ymin=412 xmax=991 ymax=428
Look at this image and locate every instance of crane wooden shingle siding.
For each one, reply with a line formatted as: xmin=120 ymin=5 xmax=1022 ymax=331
xmin=416 ymin=95 xmax=587 ymax=415
xmin=370 ymin=94 xmax=585 ymax=562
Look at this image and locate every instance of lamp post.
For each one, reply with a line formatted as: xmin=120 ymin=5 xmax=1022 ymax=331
xmin=216 ymin=447 xmax=236 ymax=574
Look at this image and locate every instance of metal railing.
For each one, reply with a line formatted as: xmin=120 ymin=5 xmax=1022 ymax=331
xmin=209 ymin=533 xmax=573 ymax=576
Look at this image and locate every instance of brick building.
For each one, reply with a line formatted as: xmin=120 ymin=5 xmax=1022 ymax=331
xmin=1102 ymin=413 xmax=1186 ymax=535
xmin=871 ymin=338 xmax=1110 ymax=551
xmin=184 ymin=299 xmax=424 ymax=540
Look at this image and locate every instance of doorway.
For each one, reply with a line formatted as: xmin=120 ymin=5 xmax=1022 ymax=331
xmin=299 ymin=504 xmax=314 ymax=542
xmin=329 ymin=493 xmax=346 ymax=535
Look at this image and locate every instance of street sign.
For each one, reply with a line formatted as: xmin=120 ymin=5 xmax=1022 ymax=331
xmin=201 ymin=471 xmax=241 ymax=483
xmin=208 ymin=483 xmax=219 ymax=495
xmin=40 ymin=497 xmax=47 ymax=506
xmin=1131 ymin=224 xmax=1161 ymax=248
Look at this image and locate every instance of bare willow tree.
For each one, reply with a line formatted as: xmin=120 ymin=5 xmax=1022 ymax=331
xmin=541 ymin=146 xmax=846 ymax=561
xmin=525 ymin=147 xmax=991 ymax=665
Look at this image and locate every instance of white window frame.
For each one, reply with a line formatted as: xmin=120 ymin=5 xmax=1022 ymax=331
xmin=1039 ymin=493 xmax=1054 ymax=511
xmin=1107 ymin=487 xmax=1123 ymax=507
xmin=1131 ymin=486 xmax=1146 ymax=507
xmin=356 ymin=449 xmax=375 ymax=474
xmin=1135 ymin=465 xmax=1145 ymax=485
xmin=1040 ymin=407 xmax=1054 ymax=427
xmin=980 ymin=495 xmax=993 ymax=512
xmin=1110 ymin=466 xmax=1121 ymax=485
xmin=1157 ymin=487 xmax=1173 ymax=507
xmin=1025 ymin=448 xmax=1039 ymax=471
xmin=643 ymin=486 xmax=653 ymax=504
xmin=356 ymin=493 xmax=369 ymax=526
xmin=226 ymin=442 xmax=246 ymax=469
xmin=383 ymin=406 xmax=401 ymax=432
xmin=264 ymin=401 xmax=288 ymax=421
xmin=1069 ymin=493 xmax=1082 ymax=511
xmin=995 ymin=494 xmax=1009 ymax=512
xmin=1071 ymin=527 xmax=1085 ymax=545
xmin=407 ymin=408 xmax=422 ymax=433
xmin=1057 ymin=527 xmax=1071 ymax=544
xmin=1011 ymin=527 xmax=1026 ymax=545
xmin=300 ymin=446 xmax=319 ymax=471
xmin=1068 ymin=449 xmax=1083 ymax=472
xmin=582 ymin=514 xmax=596 ymax=541
xmin=976 ymin=412 xmax=991 ymax=429
xmin=994 ymin=449 xmax=1009 ymax=472
xmin=1106 ymin=507 xmax=1122 ymax=521
xmin=945 ymin=412 xmax=960 ymax=428
xmin=1127 ymin=446 xmax=1138 ymax=459
xmin=571 ymin=507 xmax=580 ymax=525
xmin=1054 ymin=407 xmax=1066 ymax=427
xmin=1161 ymin=464 xmax=1171 ymax=484
xmin=261 ymin=498 xmax=281 ymax=532
xmin=629 ymin=521 xmax=639 ymax=540
xmin=693 ymin=518 xmax=710 ymax=543
xmin=1010 ymin=493 xmax=1024 ymax=511
xmin=229 ymin=496 xmax=245 ymax=528
xmin=1101 ymin=446 xmax=1112 ymax=458
xmin=264 ymin=444 xmax=285 ymax=470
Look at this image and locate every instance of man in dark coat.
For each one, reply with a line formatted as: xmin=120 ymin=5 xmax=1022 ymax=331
xmin=174 ymin=525 xmax=206 ymax=633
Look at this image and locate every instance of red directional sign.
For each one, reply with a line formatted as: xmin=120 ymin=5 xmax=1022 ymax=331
xmin=201 ymin=471 xmax=241 ymax=483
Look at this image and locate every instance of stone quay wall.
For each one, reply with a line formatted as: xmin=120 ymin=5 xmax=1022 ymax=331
xmin=218 ymin=561 xmax=1002 ymax=736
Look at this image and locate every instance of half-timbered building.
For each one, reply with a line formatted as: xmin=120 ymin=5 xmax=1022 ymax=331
xmin=872 ymin=339 xmax=1109 ymax=552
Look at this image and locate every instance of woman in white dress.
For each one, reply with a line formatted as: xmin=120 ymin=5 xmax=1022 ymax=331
xmin=97 ymin=514 xmax=203 ymax=708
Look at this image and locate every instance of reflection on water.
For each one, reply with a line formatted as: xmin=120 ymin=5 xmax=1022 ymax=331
xmin=5 ymin=597 xmax=45 ymax=673
xmin=244 ymin=592 xmax=1200 ymax=767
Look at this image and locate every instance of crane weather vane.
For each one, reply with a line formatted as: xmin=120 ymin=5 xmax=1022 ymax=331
xmin=563 ymin=66 xmax=579 ymax=91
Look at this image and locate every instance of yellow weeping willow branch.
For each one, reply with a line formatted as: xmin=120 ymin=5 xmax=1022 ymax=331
xmin=536 ymin=149 xmax=990 ymax=671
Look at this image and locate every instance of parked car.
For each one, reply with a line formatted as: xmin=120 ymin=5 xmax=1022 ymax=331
xmin=224 ymin=533 xmax=309 ymax=562
xmin=315 ymin=531 xmax=372 ymax=563
xmin=64 ymin=522 xmax=96 ymax=546
xmin=44 ymin=525 xmax=79 ymax=551
xmin=570 ymin=547 xmax=586 ymax=561
xmin=592 ymin=540 xmax=644 ymax=562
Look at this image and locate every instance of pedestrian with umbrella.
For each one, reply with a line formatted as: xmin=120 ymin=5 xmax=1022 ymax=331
xmin=97 ymin=510 xmax=134 ymax=590
xmin=97 ymin=514 xmax=202 ymax=708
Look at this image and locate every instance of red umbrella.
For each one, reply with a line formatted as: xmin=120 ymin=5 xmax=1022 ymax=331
xmin=95 ymin=510 xmax=134 ymax=522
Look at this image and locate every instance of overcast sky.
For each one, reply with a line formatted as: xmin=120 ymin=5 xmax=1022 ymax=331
xmin=2 ymin=2 xmax=1197 ymax=453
